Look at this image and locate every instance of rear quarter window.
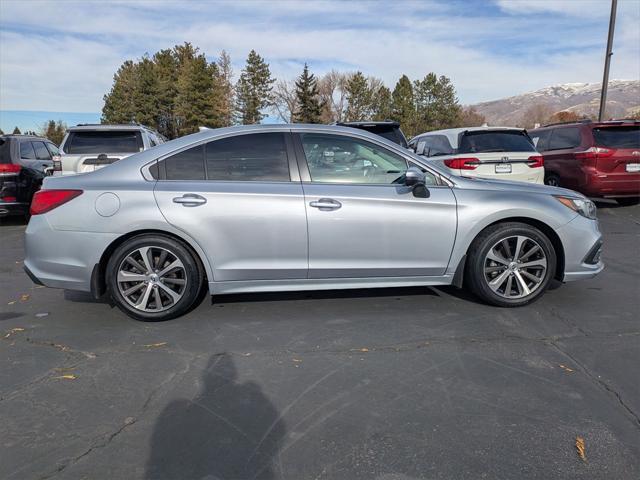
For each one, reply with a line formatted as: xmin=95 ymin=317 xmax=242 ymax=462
xmin=459 ymin=131 xmax=536 ymax=153
xmin=530 ymin=129 xmax=551 ymax=152
xmin=592 ymin=126 xmax=640 ymax=148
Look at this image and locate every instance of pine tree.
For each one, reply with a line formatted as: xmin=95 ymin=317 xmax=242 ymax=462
xmin=293 ymin=64 xmax=322 ymax=123
xmin=12 ymin=126 xmax=21 ymax=134
xmin=372 ymin=85 xmax=392 ymax=121
xmin=0 ymin=129 xmax=4 ymax=135
xmin=391 ymin=75 xmax=416 ymax=136
xmin=217 ymin=50 xmax=235 ymax=127
xmin=152 ymin=48 xmax=179 ymax=139
xmin=40 ymin=120 xmax=67 ymax=145
xmin=235 ymin=50 xmax=275 ymax=125
xmin=345 ymin=72 xmax=372 ymax=121
xmin=133 ymin=56 xmax=160 ymax=127
xmin=414 ymin=73 xmax=461 ymax=133
xmin=102 ymin=60 xmax=139 ymax=124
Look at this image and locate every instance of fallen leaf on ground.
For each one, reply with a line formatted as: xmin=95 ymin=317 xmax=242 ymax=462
xmin=55 ymin=374 xmax=77 ymax=380
xmin=143 ymin=342 xmax=168 ymax=348
xmin=20 ymin=294 xmax=30 ymax=302
xmin=241 ymin=352 xmax=252 ymax=356
xmin=559 ymin=364 xmax=574 ymax=373
xmin=35 ymin=312 xmax=49 ymax=318
xmin=7 ymin=301 xmax=16 ymax=305
xmin=4 ymin=327 xmax=25 ymax=338
xmin=576 ymin=436 xmax=586 ymax=461
xmin=359 ymin=348 xmax=369 ymax=352
xmin=292 ymin=358 xmax=302 ymax=363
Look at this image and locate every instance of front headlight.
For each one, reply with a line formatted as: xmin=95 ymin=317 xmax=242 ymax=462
xmin=555 ymin=196 xmax=597 ymax=220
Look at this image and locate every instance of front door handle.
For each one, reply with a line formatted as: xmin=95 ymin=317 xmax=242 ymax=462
xmin=173 ymin=193 xmax=207 ymax=207
xmin=309 ymin=198 xmax=342 ymax=211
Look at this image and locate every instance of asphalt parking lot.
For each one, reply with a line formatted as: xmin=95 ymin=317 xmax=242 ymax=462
xmin=1 ymin=202 xmax=639 ymax=480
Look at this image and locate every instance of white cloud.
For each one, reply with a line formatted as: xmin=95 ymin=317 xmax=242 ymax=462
xmin=0 ymin=0 xmax=638 ymax=112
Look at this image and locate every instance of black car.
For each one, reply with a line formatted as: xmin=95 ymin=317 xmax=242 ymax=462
xmin=0 ymin=135 xmax=57 ymax=218
xmin=335 ymin=121 xmax=409 ymax=148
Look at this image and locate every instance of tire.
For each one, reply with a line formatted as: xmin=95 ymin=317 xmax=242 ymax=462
xmin=106 ymin=234 xmax=204 ymax=321
xmin=465 ymin=222 xmax=557 ymax=307
xmin=616 ymin=197 xmax=639 ymax=207
xmin=544 ymin=173 xmax=561 ymax=187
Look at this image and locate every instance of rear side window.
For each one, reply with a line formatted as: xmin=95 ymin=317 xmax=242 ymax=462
xmin=422 ymin=135 xmax=454 ymax=157
xmin=530 ymin=130 xmax=551 ymax=152
xmin=164 ymin=145 xmax=205 ymax=180
xmin=548 ymin=127 xmax=581 ymax=150
xmin=205 ymin=133 xmax=290 ymax=181
xmin=20 ymin=142 xmax=36 ymax=159
xmin=0 ymin=138 xmax=11 ymax=163
xmin=592 ymin=126 xmax=640 ymax=148
xmin=33 ymin=141 xmax=51 ymax=160
xmin=46 ymin=143 xmax=60 ymax=156
xmin=459 ymin=130 xmax=536 ymax=153
xmin=64 ymin=131 xmax=144 ymax=154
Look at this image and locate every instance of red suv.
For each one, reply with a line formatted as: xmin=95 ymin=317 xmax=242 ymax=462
xmin=530 ymin=120 xmax=640 ymax=206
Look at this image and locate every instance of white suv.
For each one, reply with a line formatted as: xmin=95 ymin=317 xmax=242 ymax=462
xmin=409 ymin=127 xmax=544 ymax=184
xmin=55 ymin=124 xmax=165 ymax=175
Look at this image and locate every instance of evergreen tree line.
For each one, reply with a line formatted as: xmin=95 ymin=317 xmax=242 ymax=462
xmin=101 ymin=43 xmax=485 ymax=140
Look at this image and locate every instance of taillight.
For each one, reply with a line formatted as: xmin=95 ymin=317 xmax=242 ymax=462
xmin=527 ymin=155 xmax=544 ymax=168
xmin=30 ymin=189 xmax=82 ymax=215
xmin=0 ymin=163 xmax=22 ymax=175
xmin=1 ymin=196 xmax=17 ymax=202
xmin=444 ymin=157 xmax=479 ymax=170
xmin=575 ymin=147 xmax=613 ymax=160
xmin=52 ymin=155 xmax=62 ymax=172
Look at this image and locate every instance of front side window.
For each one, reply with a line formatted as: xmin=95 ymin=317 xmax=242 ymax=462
xmin=33 ymin=141 xmax=52 ymax=160
xmin=548 ymin=127 xmax=581 ymax=150
xmin=164 ymin=145 xmax=205 ymax=180
xmin=64 ymin=130 xmax=144 ymax=154
xmin=20 ymin=141 xmax=36 ymax=160
xmin=300 ymin=133 xmax=408 ymax=184
xmin=205 ymin=133 xmax=289 ymax=181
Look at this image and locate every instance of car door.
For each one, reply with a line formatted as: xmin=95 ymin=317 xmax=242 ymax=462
xmin=153 ymin=131 xmax=308 ymax=282
xmin=294 ymin=131 xmax=457 ymax=279
xmin=545 ymin=127 xmax=583 ymax=189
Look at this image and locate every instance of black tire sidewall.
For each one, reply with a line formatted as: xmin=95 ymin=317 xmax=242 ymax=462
xmin=106 ymin=235 xmax=203 ymax=321
xmin=468 ymin=223 xmax=557 ymax=307
xmin=545 ymin=174 xmax=560 ymax=187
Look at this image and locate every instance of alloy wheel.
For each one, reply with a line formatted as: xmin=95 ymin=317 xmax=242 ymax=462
xmin=483 ymin=235 xmax=547 ymax=299
xmin=117 ymin=246 xmax=187 ymax=312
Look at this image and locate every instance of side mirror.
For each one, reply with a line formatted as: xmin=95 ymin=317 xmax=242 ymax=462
xmin=404 ymin=166 xmax=426 ymax=187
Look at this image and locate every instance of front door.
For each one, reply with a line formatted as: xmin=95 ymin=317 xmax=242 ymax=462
xmin=154 ymin=132 xmax=308 ymax=281
xmin=294 ymin=132 xmax=457 ymax=279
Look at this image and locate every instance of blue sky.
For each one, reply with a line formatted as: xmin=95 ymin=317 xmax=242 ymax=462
xmin=1 ymin=0 xmax=639 ymax=132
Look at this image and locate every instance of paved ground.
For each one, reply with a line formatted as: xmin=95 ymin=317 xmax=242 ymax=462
xmin=1 ymin=202 xmax=639 ymax=480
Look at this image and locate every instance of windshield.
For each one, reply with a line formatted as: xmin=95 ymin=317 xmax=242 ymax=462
xmin=64 ymin=131 xmax=143 ymax=154
xmin=592 ymin=126 xmax=640 ymax=149
xmin=459 ymin=130 xmax=536 ymax=153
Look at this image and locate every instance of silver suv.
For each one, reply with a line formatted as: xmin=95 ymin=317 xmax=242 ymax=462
xmin=55 ymin=124 xmax=165 ymax=175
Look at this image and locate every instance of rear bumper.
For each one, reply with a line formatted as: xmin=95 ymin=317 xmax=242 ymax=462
xmin=0 ymin=201 xmax=29 ymax=218
xmin=24 ymin=215 xmax=119 ymax=292
xmin=580 ymin=170 xmax=640 ymax=197
xmin=555 ymin=215 xmax=604 ymax=282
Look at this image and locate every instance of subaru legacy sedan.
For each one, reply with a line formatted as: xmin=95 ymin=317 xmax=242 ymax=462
xmin=24 ymin=125 xmax=603 ymax=321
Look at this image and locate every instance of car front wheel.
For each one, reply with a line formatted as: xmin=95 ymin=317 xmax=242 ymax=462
xmin=106 ymin=234 xmax=204 ymax=321
xmin=465 ymin=222 xmax=557 ymax=307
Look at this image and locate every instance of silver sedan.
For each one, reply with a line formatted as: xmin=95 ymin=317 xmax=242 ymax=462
xmin=24 ymin=124 xmax=604 ymax=321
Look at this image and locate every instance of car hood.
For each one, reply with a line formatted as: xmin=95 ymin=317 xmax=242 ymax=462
xmin=453 ymin=175 xmax=584 ymax=198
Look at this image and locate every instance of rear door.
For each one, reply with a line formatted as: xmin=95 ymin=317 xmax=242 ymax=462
xmin=544 ymin=127 xmax=583 ymax=189
xmin=153 ymin=131 xmax=308 ymax=282
xmin=295 ymin=131 xmax=457 ymax=278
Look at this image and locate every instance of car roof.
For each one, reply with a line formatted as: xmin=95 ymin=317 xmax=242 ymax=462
xmin=0 ymin=134 xmax=51 ymax=141
xmin=412 ymin=126 xmax=525 ymax=148
xmin=336 ymin=121 xmax=401 ymax=128
xmin=67 ymin=124 xmax=152 ymax=132
xmin=532 ymin=119 xmax=640 ymax=131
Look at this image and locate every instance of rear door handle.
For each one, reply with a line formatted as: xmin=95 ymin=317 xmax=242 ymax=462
xmin=309 ymin=198 xmax=342 ymax=211
xmin=172 ymin=193 xmax=207 ymax=207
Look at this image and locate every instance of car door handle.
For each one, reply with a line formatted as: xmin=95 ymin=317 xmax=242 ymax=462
xmin=309 ymin=198 xmax=342 ymax=210
xmin=172 ymin=194 xmax=207 ymax=207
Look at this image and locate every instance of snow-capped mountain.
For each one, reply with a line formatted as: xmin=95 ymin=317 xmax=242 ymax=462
xmin=471 ymin=80 xmax=640 ymax=126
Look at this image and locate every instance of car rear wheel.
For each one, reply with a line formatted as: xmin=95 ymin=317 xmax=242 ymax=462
xmin=106 ymin=234 xmax=204 ymax=321
xmin=465 ymin=222 xmax=556 ymax=307
xmin=544 ymin=173 xmax=561 ymax=187
xmin=616 ymin=197 xmax=639 ymax=207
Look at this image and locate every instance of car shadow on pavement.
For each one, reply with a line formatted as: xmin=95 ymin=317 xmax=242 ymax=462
xmin=145 ymin=353 xmax=285 ymax=480
xmin=211 ymin=285 xmax=439 ymax=305
xmin=63 ymin=290 xmax=112 ymax=304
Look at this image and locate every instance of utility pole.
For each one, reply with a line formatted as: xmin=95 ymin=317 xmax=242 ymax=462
xmin=598 ymin=0 xmax=617 ymax=121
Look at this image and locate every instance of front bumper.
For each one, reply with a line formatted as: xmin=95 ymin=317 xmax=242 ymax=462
xmin=555 ymin=214 xmax=604 ymax=282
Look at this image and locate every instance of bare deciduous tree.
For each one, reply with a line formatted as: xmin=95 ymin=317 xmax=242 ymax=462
xmin=271 ymin=80 xmax=297 ymax=123
xmin=318 ymin=70 xmax=350 ymax=123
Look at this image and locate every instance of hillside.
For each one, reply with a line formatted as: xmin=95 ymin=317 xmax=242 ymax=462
xmin=471 ymin=80 xmax=640 ymax=126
